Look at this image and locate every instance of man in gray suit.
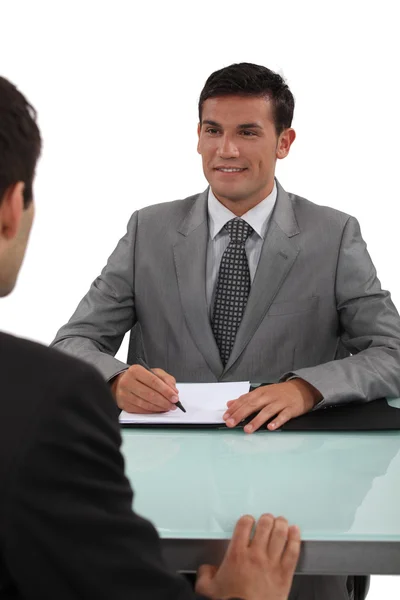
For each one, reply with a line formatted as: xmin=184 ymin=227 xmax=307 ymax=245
xmin=52 ymin=62 xmax=400 ymax=599
xmin=52 ymin=62 xmax=400 ymax=426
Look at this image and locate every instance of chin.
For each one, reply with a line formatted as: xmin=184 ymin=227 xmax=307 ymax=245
xmin=213 ymin=187 xmax=247 ymax=202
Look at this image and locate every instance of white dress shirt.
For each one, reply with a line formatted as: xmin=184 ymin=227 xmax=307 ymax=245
xmin=206 ymin=181 xmax=277 ymax=317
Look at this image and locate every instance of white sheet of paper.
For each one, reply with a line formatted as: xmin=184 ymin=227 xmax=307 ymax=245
xmin=119 ymin=381 xmax=250 ymax=425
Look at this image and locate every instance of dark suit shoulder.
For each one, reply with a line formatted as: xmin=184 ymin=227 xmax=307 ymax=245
xmin=0 ymin=331 xmax=108 ymax=397
xmin=0 ymin=332 xmax=118 ymax=493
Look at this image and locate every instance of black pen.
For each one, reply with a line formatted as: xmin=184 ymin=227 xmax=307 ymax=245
xmin=135 ymin=356 xmax=186 ymax=413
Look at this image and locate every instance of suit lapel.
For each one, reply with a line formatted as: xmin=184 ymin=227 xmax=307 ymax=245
xmin=223 ymin=181 xmax=301 ymax=374
xmin=173 ymin=190 xmax=224 ymax=378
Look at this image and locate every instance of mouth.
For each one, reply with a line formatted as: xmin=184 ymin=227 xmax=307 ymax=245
xmin=214 ymin=167 xmax=247 ymax=174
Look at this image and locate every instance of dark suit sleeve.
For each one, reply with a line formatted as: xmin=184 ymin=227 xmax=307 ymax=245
xmin=286 ymin=216 xmax=400 ymax=405
xmin=2 ymin=363 xmax=199 ymax=600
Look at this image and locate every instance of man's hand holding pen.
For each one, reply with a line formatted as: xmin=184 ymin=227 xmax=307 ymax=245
xmin=111 ymin=361 xmax=183 ymax=413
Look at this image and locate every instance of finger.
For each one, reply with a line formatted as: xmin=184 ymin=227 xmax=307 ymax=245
xmin=267 ymin=407 xmax=293 ymax=431
xmin=129 ymin=365 xmax=179 ymax=404
xmin=121 ymin=391 xmax=171 ymax=414
xmin=267 ymin=517 xmax=289 ymax=562
xmin=251 ymin=513 xmax=274 ymax=551
xmin=281 ymin=525 xmax=301 ymax=574
xmin=226 ymin=515 xmax=255 ymax=558
xmin=128 ymin=380 xmax=177 ymax=411
xmin=226 ymin=385 xmax=279 ymax=418
xmin=224 ymin=386 xmax=279 ymax=424
xmin=152 ymin=368 xmax=179 ymax=393
xmin=243 ymin=402 xmax=283 ymax=433
xmin=195 ymin=564 xmax=218 ymax=594
xmin=224 ymin=391 xmax=254 ymax=417
xmin=223 ymin=391 xmax=266 ymax=427
xmin=196 ymin=564 xmax=218 ymax=582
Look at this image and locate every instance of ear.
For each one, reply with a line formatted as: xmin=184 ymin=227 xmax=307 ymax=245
xmin=197 ymin=122 xmax=201 ymax=154
xmin=0 ymin=182 xmax=25 ymax=241
xmin=276 ymin=128 xmax=296 ymax=160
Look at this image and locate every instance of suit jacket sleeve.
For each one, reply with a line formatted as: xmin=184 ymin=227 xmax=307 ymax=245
xmin=283 ymin=216 xmax=400 ymax=406
xmin=2 ymin=362 xmax=201 ymax=600
xmin=50 ymin=212 xmax=139 ymax=381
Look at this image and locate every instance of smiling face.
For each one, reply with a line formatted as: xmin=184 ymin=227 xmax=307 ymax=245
xmin=197 ymin=95 xmax=295 ymax=215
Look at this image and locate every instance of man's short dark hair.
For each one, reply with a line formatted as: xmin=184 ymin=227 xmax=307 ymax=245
xmin=199 ymin=62 xmax=295 ymax=135
xmin=0 ymin=77 xmax=42 ymax=208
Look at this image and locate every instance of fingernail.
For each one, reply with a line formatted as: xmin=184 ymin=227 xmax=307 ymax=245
xmin=245 ymin=424 xmax=253 ymax=433
xmin=226 ymin=418 xmax=235 ymax=427
xmin=269 ymin=422 xmax=276 ymax=429
xmin=171 ymin=404 xmax=177 ymax=410
xmin=172 ymin=396 xmax=179 ymax=403
xmin=223 ymin=412 xmax=229 ymax=420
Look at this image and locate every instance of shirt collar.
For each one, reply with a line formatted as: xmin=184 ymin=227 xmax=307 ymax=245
xmin=207 ymin=181 xmax=277 ymax=240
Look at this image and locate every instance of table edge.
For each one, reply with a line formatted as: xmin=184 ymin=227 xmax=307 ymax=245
xmin=161 ymin=539 xmax=400 ymax=575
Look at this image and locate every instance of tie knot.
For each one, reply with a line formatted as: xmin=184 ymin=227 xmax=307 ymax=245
xmin=224 ymin=218 xmax=253 ymax=245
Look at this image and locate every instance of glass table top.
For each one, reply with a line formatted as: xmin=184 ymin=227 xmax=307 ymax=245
xmin=122 ymin=424 xmax=400 ymax=542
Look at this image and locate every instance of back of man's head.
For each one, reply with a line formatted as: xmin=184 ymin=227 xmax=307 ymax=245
xmin=0 ymin=77 xmax=42 ymax=209
xmin=0 ymin=77 xmax=42 ymax=296
xmin=198 ymin=62 xmax=295 ymax=136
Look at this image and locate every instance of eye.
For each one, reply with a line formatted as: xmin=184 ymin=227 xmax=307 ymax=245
xmin=205 ymin=128 xmax=220 ymax=135
xmin=240 ymin=130 xmax=257 ymax=137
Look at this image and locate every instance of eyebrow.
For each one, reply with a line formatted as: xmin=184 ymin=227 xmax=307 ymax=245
xmin=202 ymin=120 xmax=263 ymax=130
xmin=238 ymin=123 xmax=263 ymax=130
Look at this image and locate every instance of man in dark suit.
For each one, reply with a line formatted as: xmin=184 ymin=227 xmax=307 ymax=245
xmin=0 ymin=76 xmax=300 ymax=599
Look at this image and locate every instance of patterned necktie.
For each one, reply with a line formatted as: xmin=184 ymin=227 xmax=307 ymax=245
xmin=212 ymin=218 xmax=254 ymax=366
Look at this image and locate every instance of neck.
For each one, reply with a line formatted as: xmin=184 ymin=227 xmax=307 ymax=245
xmin=213 ymin=182 xmax=275 ymax=217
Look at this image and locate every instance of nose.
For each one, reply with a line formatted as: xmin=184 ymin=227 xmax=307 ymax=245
xmin=217 ymin=134 xmax=239 ymax=159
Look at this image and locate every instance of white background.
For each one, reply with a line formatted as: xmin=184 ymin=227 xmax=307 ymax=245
xmin=1 ymin=1 xmax=399 ymax=596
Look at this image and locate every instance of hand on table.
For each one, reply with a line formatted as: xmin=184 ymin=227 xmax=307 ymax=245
xmin=110 ymin=365 xmax=179 ymax=413
xmin=195 ymin=514 xmax=301 ymax=600
xmin=223 ymin=379 xmax=323 ymax=433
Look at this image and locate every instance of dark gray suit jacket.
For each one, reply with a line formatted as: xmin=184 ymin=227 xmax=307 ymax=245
xmin=52 ymin=181 xmax=400 ymax=406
